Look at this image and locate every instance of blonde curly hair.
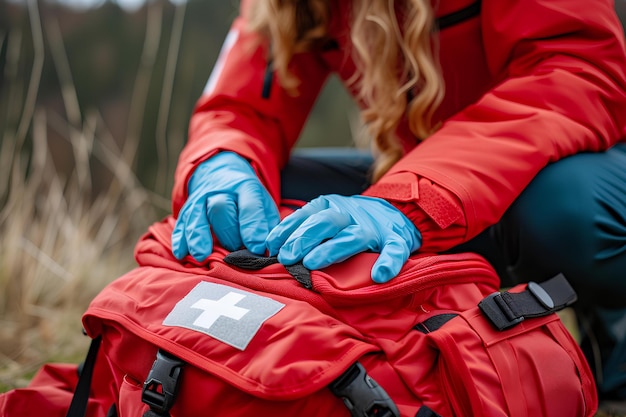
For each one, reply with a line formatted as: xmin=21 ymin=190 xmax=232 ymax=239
xmin=248 ymin=0 xmax=444 ymax=181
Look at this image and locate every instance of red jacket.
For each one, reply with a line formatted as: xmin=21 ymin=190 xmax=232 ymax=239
xmin=166 ymin=0 xmax=626 ymax=254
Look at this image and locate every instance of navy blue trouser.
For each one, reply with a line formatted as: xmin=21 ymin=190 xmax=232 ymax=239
xmin=281 ymin=144 xmax=626 ymax=308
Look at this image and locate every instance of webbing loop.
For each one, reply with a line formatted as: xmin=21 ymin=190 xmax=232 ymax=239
xmin=479 ymin=273 xmax=578 ymax=331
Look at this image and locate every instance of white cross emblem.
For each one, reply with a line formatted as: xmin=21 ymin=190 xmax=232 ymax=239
xmin=163 ymin=282 xmax=285 ymax=350
xmin=191 ymin=292 xmax=249 ymax=329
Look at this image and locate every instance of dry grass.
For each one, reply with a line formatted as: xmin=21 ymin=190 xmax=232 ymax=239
xmin=0 ymin=106 xmax=157 ymax=389
xmin=0 ymin=0 xmax=174 ymax=389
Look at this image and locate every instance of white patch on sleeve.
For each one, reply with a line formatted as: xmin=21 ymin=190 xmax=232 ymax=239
xmin=203 ymin=28 xmax=240 ymax=96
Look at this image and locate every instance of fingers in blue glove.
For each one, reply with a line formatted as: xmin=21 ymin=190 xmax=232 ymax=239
xmin=270 ymin=208 xmax=353 ymax=264
xmin=299 ymin=224 xmax=411 ymax=283
xmin=172 ymin=152 xmax=280 ymax=262
xmin=370 ymin=238 xmax=412 ymax=283
xmin=266 ymin=194 xmax=421 ymax=283
xmin=172 ymin=195 xmax=214 ymax=262
xmin=171 ymin=219 xmax=190 ymax=260
xmin=299 ymin=224 xmax=372 ymax=267
xmin=237 ymin=181 xmax=280 ymax=254
xmin=206 ymin=193 xmax=242 ymax=251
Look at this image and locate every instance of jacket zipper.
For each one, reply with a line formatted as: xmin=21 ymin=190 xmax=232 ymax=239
xmin=436 ymin=0 xmax=481 ymax=31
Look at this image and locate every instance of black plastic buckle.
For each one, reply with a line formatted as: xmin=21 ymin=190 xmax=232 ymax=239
xmin=527 ymin=281 xmax=555 ymax=310
xmin=480 ymin=291 xmax=524 ymax=330
xmin=330 ymin=362 xmax=400 ymax=417
xmin=142 ymin=350 xmax=184 ymax=415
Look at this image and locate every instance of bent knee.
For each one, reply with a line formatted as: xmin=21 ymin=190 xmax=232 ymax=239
xmin=502 ymin=156 xmax=626 ymax=306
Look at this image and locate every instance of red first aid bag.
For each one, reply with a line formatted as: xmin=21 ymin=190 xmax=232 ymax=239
xmin=1 ymin=216 xmax=598 ymax=417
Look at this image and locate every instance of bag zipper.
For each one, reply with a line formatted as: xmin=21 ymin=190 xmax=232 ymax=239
xmin=311 ymin=253 xmax=499 ymax=305
xmin=214 ymin=251 xmax=499 ymax=307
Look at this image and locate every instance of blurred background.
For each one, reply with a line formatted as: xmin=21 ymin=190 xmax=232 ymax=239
xmin=0 ymin=0 xmax=357 ymax=388
xmin=2 ymin=0 xmax=626 ymax=399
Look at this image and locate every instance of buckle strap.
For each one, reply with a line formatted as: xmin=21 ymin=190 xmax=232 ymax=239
xmin=479 ymin=273 xmax=577 ymax=331
xmin=142 ymin=350 xmax=184 ymax=416
xmin=415 ymin=313 xmax=458 ymax=334
xmin=330 ymin=362 xmax=400 ymax=417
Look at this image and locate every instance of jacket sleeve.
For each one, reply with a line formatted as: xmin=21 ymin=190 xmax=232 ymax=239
xmin=171 ymin=4 xmax=330 ymax=216
xmin=365 ymin=0 xmax=626 ymax=252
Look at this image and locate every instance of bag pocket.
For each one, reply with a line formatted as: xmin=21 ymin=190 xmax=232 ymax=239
xmin=422 ymin=280 xmax=598 ymax=417
xmin=118 ymin=375 xmax=145 ymax=417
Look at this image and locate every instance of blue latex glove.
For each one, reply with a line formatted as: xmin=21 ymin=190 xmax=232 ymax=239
xmin=265 ymin=194 xmax=422 ymax=283
xmin=172 ymin=152 xmax=280 ymax=262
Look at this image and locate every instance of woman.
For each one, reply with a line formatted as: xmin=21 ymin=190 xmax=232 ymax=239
xmin=167 ymin=0 xmax=626 ymax=400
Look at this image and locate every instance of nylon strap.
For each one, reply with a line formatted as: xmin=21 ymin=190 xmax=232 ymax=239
xmin=66 ymin=336 xmax=101 ymax=417
xmin=479 ymin=273 xmax=577 ymax=331
xmin=416 ymin=405 xmax=443 ymax=417
xmin=414 ymin=313 xmax=458 ymax=334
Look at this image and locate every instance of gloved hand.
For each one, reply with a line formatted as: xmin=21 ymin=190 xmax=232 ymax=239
xmin=172 ymin=152 xmax=280 ymax=262
xmin=265 ymin=194 xmax=422 ymax=283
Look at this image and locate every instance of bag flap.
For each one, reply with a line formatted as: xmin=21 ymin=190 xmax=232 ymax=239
xmin=83 ymin=266 xmax=378 ymax=400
